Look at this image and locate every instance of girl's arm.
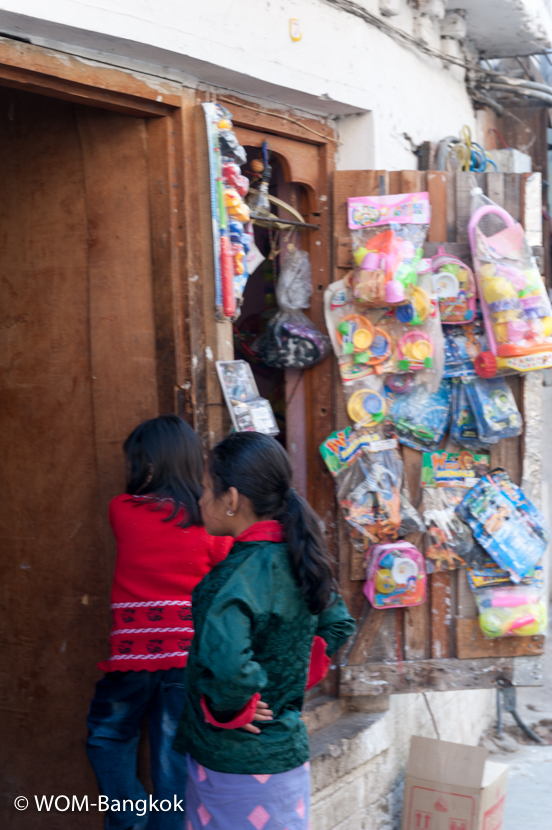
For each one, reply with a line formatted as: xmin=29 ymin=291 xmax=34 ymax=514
xmin=195 ymin=596 xmax=267 ymax=720
xmin=316 ymin=594 xmax=356 ymax=656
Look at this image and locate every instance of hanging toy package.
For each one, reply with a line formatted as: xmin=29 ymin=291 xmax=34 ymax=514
xmin=450 ymin=380 xmax=492 ymax=449
xmin=468 ymin=565 xmax=547 ymax=639
xmin=258 ymin=245 xmax=331 ymax=368
xmin=319 ymin=426 xmax=423 ymax=553
xmin=430 ymin=245 xmax=477 ymax=325
xmin=443 ymin=321 xmax=488 ymax=379
xmin=347 ymin=192 xmax=431 ymax=307
xmin=203 ymin=103 xmax=250 ymax=319
xmin=456 ymin=469 xmax=549 ymax=582
xmin=364 ymin=541 xmax=426 ymax=609
xmin=421 ymin=451 xmax=491 ymax=572
xmin=385 ymin=378 xmax=452 ymax=452
xmin=464 ymin=377 xmax=522 ymax=443
xmin=468 ymin=186 xmax=552 ymax=376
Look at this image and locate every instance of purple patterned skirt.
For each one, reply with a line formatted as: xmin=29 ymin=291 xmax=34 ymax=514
xmin=185 ymin=755 xmax=310 ymax=830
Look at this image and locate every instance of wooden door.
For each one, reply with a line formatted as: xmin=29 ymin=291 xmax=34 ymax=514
xmin=0 ymin=87 xmax=160 ymax=827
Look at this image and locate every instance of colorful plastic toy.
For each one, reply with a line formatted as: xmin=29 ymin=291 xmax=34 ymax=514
xmin=386 ymin=379 xmax=452 ymax=452
xmin=364 ymin=542 xmax=426 ymax=608
xmin=464 ymin=377 xmax=522 ymax=443
xmin=430 ymin=245 xmax=476 ymax=325
xmin=468 ymin=194 xmax=552 ymax=374
xmin=346 ymin=389 xmax=386 ymax=425
xmin=397 ymin=331 xmax=433 ymax=371
xmin=336 ymin=314 xmax=393 ymax=375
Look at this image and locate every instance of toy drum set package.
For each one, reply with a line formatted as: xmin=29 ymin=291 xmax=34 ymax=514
xmin=468 ymin=187 xmax=552 ymax=377
xmin=468 ymin=564 xmax=547 ymax=639
xmin=421 ymin=451 xmax=490 ymax=572
xmin=364 ymin=542 xmax=426 ymax=609
xmin=203 ymin=103 xmax=251 ymax=319
xmin=319 ymin=426 xmax=423 ymax=553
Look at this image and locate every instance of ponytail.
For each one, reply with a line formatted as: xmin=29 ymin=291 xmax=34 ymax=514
xmin=208 ymin=433 xmax=337 ymax=615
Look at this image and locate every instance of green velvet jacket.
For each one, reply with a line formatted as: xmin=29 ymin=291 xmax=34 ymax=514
xmin=173 ymin=534 xmax=355 ymax=774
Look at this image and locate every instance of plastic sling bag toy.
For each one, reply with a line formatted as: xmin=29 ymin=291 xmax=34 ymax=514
xmin=456 ymin=469 xmax=549 ymax=582
xmin=450 ymin=380 xmax=492 ymax=449
xmin=468 ymin=187 xmax=552 ymax=376
xmin=430 ymin=245 xmax=476 ymax=324
xmin=364 ymin=541 xmax=426 ymax=609
xmin=348 ymin=192 xmax=430 ymax=307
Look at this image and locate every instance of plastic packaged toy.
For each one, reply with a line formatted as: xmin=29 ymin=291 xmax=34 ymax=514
xmin=468 ymin=187 xmax=552 ymax=375
xmin=421 ymin=451 xmax=491 ymax=571
xmin=456 ymin=469 xmax=549 ymax=582
xmin=468 ymin=566 xmax=547 ymax=639
xmin=259 ymin=245 xmax=331 ymax=368
xmin=348 ymin=192 xmax=430 ymax=307
xmin=364 ymin=542 xmax=426 ymax=609
xmin=450 ymin=381 xmax=492 ymax=449
xmin=430 ymin=245 xmax=476 ymax=324
xmin=385 ymin=379 xmax=452 ymax=452
xmin=320 ymin=427 xmax=424 ymax=551
xmin=464 ymin=377 xmax=522 ymax=443
xmin=443 ymin=321 xmax=487 ymax=379
xmin=216 ymin=360 xmax=279 ymax=435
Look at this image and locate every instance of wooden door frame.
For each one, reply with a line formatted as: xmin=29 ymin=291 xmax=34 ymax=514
xmin=0 ymin=36 xmax=339 ymax=557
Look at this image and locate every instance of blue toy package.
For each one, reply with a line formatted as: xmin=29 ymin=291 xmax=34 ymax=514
xmin=443 ymin=321 xmax=487 ymax=379
xmin=464 ymin=377 xmax=522 ymax=443
xmin=385 ymin=378 xmax=452 ymax=452
xmin=456 ymin=469 xmax=549 ymax=582
xmin=450 ymin=380 xmax=491 ymax=449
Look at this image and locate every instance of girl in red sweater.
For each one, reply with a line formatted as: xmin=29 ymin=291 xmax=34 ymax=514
xmin=86 ymin=415 xmax=231 ymax=830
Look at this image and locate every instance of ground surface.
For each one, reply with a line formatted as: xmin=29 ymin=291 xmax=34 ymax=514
xmin=479 ymin=616 xmax=552 ymax=828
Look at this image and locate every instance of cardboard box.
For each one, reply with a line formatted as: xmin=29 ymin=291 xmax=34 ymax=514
xmin=401 ymin=736 xmax=508 ymax=830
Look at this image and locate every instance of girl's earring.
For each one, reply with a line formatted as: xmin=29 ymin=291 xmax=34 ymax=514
xmin=226 ymin=510 xmax=235 ymax=517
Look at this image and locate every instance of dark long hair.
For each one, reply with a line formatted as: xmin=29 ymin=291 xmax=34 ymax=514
xmin=208 ymin=432 xmax=337 ymax=615
xmin=124 ymin=414 xmax=203 ymax=528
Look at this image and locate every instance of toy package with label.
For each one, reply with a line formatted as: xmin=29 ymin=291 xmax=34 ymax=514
xmin=468 ymin=566 xmax=547 ymax=639
xmin=450 ymin=380 xmax=492 ymax=449
xmin=464 ymin=377 xmax=522 ymax=443
xmin=456 ymin=469 xmax=549 ymax=582
xmin=430 ymin=245 xmax=476 ymax=325
xmin=421 ymin=451 xmax=491 ymax=572
xmin=364 ymin=542 xmax=426 ymax=608
xmin=320 ymin=427 xmax=424 ymax=552
xmin=468 ymin=187 xmax=552 ymax=376
xmin=347 ymin=192 xmax=430 ymax=307
xmin=216 ymin=360 xmax=279 ymax=435
xmin=443 ymin=321 xmax=487 ymax=379
xmin=385 ymin=378 xmax=452 ymax=452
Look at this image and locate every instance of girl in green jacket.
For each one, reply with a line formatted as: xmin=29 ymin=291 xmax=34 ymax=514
xmin=174 ymin=431 xmax=355 ymax=829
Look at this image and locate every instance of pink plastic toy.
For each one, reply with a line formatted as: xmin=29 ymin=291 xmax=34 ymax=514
xmin=364 ymin=541 xmax=426 ymax=609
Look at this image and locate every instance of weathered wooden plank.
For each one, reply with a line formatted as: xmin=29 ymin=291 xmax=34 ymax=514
xmin=457 ymin=568 xmax=478 ymax=618
xmin=345 ymin=606 xmax=386 ymax=665
xmin=333 ymin=169 xmax=388 ymax=237
xmin=400 ymin=170 xmax=425 ymax=194
xmin=456 ymin=618 xmax=545 ymax=659
xmin=336 ymin=235 xmax=352 ymax=269
xmin=504 ymin=173 xmax=522 ymax=223
xmin=340 ymin=657 xmax=519 ymax=696
xmin=486 ymin=171 xmax=505 ymax=207
xmin=402 ymin=446 xmax=430 ymax=660
xmin=427 ymin=171 xmax=448 ymax=242
xmin=446 ymin=169 xmax=456 ymax=242
xmin=430 ymin=572 xmax=453 ymax=658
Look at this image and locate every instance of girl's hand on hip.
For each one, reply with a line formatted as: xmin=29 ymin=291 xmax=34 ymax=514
xmin=241 ymin=700 xmax=273 ymax=734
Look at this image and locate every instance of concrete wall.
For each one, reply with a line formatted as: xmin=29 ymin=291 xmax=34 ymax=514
xmin=310 ymin=689 xmax=495 ymax=830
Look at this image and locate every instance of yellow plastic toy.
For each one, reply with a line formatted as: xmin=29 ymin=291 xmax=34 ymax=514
xmin=375 ymin=569 xmax=395 ymax=594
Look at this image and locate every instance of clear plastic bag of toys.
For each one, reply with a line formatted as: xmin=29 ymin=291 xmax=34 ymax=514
xmin=364 ymin=541 xmax=426 ymax=608
xmin=468 ymin=186 xmax=552 ymax=375
xmin=469 ymin=566 xmax=547 ymax=639
xmin=259 ymin=245 xmax=330 ymax=368
xmin=464 ymin=377 xmax=522 ymax=443
xmin=319 ymin=426 xmax=423 ymax=552
xmin=421 ymin=450 xmax=491 ymax=572
xmin=385 ymin=378 xmax=452 ymax=452
xmin=347 ymin=192 xmax=431 ymax=307
xmin=450 ymin=380 xmax=492 ymax=449
xmin=456 ymin=469 xmax=549 ymax=582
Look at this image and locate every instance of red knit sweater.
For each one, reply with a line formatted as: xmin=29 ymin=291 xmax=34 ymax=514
xmin=98 ymin=494 xmax=232 ymax=673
